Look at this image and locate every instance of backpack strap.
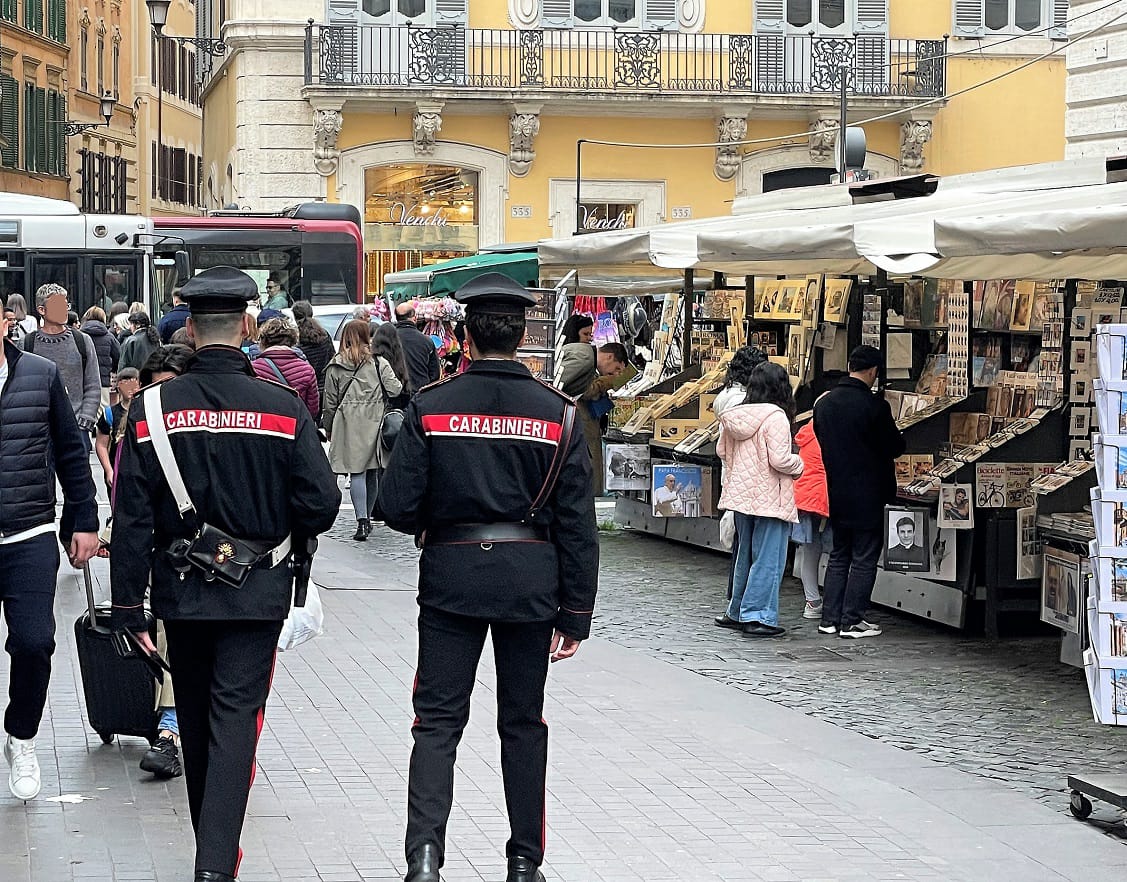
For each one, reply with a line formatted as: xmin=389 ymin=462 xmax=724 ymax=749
xmin=104 ymin=404 xmax=114 ymax=428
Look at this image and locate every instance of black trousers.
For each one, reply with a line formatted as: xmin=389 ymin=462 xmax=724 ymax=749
xmin=822 ymin=524 xmax=882 ymax=628
xmin=164 ymin=619 xmax=282 ymax=877
xmin=406 ymin=605 xmax=554 ymax=867
xmin=1 ymin=533 xmax=60 ymax=740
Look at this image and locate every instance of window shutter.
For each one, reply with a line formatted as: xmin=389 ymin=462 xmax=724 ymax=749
xmin=953 ymin=0 xmax=985 ymax=38
xmin=753 ymin=0 xmax=785 ymax=34
xmin=44 ymin=91 xmax=56 ymax=175
xmin=34 ymin=88 xmax=46 ymax=174
xmin=853 ymin=0 xmax=887 ymax=34
xmin=22 ymin=82 xmax=33 ymax=171
xmin=1048 ymin=0 xmax=1068 ymax=39
xmin=0 ymin=76 xmax=17 ymax=168
xmin=327 ymin=0 xmax=362 ymax=24
xmin=644 ymin=0 xmax=677 ymax=30
xmin=541 ymin=0 xmax=574 ymax=29
xmin=56 ymin=93 xmax=65 ymax=176
xmin=434 ymin=0 xmax=467 ymax=24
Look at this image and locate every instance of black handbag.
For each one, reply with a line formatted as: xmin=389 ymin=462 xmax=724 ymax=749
xmin=375 ymin=361 xmax=408 ymax=457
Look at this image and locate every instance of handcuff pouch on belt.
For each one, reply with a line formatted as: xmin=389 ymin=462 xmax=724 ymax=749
xmin=143 ymin=386 xmax=291 ymax=590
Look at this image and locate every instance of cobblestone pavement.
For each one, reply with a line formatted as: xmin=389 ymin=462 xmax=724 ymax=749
xmin=329 ymin=512 xmax=1127 ymax=823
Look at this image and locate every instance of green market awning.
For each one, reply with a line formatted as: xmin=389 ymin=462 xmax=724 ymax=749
xmin=383 ymin=251 xmax=539 ymax=300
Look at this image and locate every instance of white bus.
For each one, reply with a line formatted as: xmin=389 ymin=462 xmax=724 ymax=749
xmin=0 ymin=194 xmax=155 ymax=318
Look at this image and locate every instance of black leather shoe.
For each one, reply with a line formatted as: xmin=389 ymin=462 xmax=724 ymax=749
xmin=742 ymin=621 xmax=786 ymax=638
xmin=405 ymin=844 xmax=442 ymax=882
xmin=714 ymin=614 xmax=744 ymax=630
xmin=194 ymin=872 xmax=236 ymax=882
xmin=506 ymin=856 xmax=545 ymax=882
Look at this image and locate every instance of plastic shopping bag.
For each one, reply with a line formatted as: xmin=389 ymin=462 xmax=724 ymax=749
xmin=277 ymin=582 xmax=324 ymax=651
xmin=719 ymin=510 xmax=736 ymax=551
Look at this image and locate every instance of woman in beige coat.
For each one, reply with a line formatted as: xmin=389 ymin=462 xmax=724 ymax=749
xmin=322 ymin=319 xmax=403 ymax=540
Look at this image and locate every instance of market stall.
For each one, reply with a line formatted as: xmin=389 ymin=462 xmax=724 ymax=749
xmin=538 ymin=157 xmax=1127 ymax=650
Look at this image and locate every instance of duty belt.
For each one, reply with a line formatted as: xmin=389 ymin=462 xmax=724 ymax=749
xmin=425 ymin=523 xmax=549 ymax=546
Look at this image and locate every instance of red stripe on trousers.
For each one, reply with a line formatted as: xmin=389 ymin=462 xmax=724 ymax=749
xmin=234 ymin=648 xmax=278 ymax=879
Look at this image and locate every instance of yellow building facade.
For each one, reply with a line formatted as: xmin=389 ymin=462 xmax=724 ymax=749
xmin=133 ymin=0 xmax=205 ymax=216
xmin=200 ymin=0 xmax=1068 ymax=295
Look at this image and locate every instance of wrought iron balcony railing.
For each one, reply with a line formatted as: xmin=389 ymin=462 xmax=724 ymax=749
xmin=305 ymin=24 xmax=946 ymax=99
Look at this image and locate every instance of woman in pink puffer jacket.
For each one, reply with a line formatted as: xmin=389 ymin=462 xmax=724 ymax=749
xmin=713 ymin=362 xmax=804 ymax=638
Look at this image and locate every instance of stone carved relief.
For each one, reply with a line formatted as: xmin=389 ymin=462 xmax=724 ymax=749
xmin=900 ymin=119 xmax=933 ymax=173
xmin=313 ymin=109 xmax=344 ymax=177
xmin=413 ymin=109 xmax=443 ymax=156
xmin=508 ymin=0 xmax=539 ymax=28
xmin=509 ymin=112 xmax=540 ymax=176
xmin=715 ymin=116 xmax=746 ymax=182
xmin=809 ymin=118 xmax=839 ymax=164
xmin=679 ymin=0 xmax=705 ymax=33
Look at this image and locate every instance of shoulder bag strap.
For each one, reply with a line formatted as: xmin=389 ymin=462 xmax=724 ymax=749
xmin=260 ymin=357 xmax=287 ymax=384
xmin=336 ymin=363 xmax=364 ymax=399
xmin=142 ymin=385 xmax=197 ymax=520
xmin=526 ymin=403 xmax=577 ymax=524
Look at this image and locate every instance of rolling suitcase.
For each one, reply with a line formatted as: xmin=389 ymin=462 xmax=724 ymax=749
xmin=73 ymin=563 xmax=158 ymax=745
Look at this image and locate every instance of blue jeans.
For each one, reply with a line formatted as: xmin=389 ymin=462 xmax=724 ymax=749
xmin=727 ymin=513 xmax=790 ymax=626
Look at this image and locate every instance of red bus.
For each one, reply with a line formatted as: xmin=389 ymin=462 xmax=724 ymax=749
xmin=153 ymin=203 xmax=364 ymax=311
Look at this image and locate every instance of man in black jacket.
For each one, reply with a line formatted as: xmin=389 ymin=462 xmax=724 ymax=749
xmin=0 ymin=312 xmax=99 ymax=802
xmin=110 ymin=268 xmax=340 ymax=882
xmin=813 ymin=345 xmax=906 ymax=639
xmin=379 ymin=273 xmax=598 ymax=882
xmin=395 ymin=302 xmax=441 ymax=392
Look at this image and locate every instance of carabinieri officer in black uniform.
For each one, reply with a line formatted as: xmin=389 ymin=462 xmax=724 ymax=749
xmin=379 ymin=273 xmax=600 ymax=882
xmin=110 ymin=267 xmax=340 ymax=882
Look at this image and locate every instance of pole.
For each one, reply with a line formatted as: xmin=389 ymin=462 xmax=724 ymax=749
xmin=157 ymin=36 xmax=163 ymax=203
xmin=575 ymin=139 xmax=585 ymax=235
xmin=838 ymin=60 xmax=848 ymax=181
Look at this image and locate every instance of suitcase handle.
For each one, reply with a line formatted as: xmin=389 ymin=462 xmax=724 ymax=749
xmin=82 ymin=563 xmax=98 ymax=623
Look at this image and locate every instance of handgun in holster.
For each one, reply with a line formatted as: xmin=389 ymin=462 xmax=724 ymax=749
xmin=292 ymin=537 xmax=318 ymax=608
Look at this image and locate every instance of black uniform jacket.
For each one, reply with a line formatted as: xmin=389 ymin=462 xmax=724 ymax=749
xmin=378 ymin=359 xmax=599 ymax=639
xmin=813 ymin=377 xmax=906 ymax=530
xmin=110 ymin=346 xmax=340 ymax=632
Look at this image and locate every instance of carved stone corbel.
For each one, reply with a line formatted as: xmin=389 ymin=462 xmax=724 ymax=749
xmin=715 ymin=115 xmax=746 ymax=181
xmin=413 ymin=102 xmax=444 ymax=156
xmin=900 ymin=119 xmax=933 ymax=174
xmin=312 ymin=108 xmax=344 ymax=177
xmin=809 ymin=117 xmax=839 ymax=164
xmin=509 ymin=109 xmax=540 ymax=176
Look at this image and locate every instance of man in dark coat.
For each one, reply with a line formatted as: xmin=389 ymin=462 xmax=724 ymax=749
xmin=158 ymin=288 xmax=191 ymax=343
xmin=813 ymin=345 xmax=905 ymax=639
xmin=394 ymin=302 xmax=440 ymax=392
xmin=379 ymin=273 xmax=598 ymax=882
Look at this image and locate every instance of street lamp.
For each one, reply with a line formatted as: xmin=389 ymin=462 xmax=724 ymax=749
xmin=58 ymin=92 xmax=116 ymax=136
xmin=145 ymin=0 xmax=227 ymax=55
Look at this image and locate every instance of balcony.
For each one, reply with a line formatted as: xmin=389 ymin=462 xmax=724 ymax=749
xmin=304 ymin=24 xmax=946 ymax=100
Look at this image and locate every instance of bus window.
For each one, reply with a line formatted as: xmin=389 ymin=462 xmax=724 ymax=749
xmin=30 ymin=258 xmax=80 ymax=309
xmin=92 ymin=259 xmax=141 ymax=316
xmin=302 ymin=240 xmax=358 ymax=305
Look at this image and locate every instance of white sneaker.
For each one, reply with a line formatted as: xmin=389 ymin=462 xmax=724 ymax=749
xmin=803 ymin=601 xmax=823 ymax=620
xmin=4 ymin=735 xmax=41 ymax=800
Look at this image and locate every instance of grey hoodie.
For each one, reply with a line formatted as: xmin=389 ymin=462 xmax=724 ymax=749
xmin=20 ymin=328 xmax=101 ymax=425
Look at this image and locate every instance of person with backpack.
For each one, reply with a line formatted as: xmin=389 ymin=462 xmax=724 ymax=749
xmin=118 ymin=311 xmax=160 ymax=371
xmin=251 ymin=317 xmax=320 ymax=419
xmin=21 ymin=284 xmax=101 ymax=449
